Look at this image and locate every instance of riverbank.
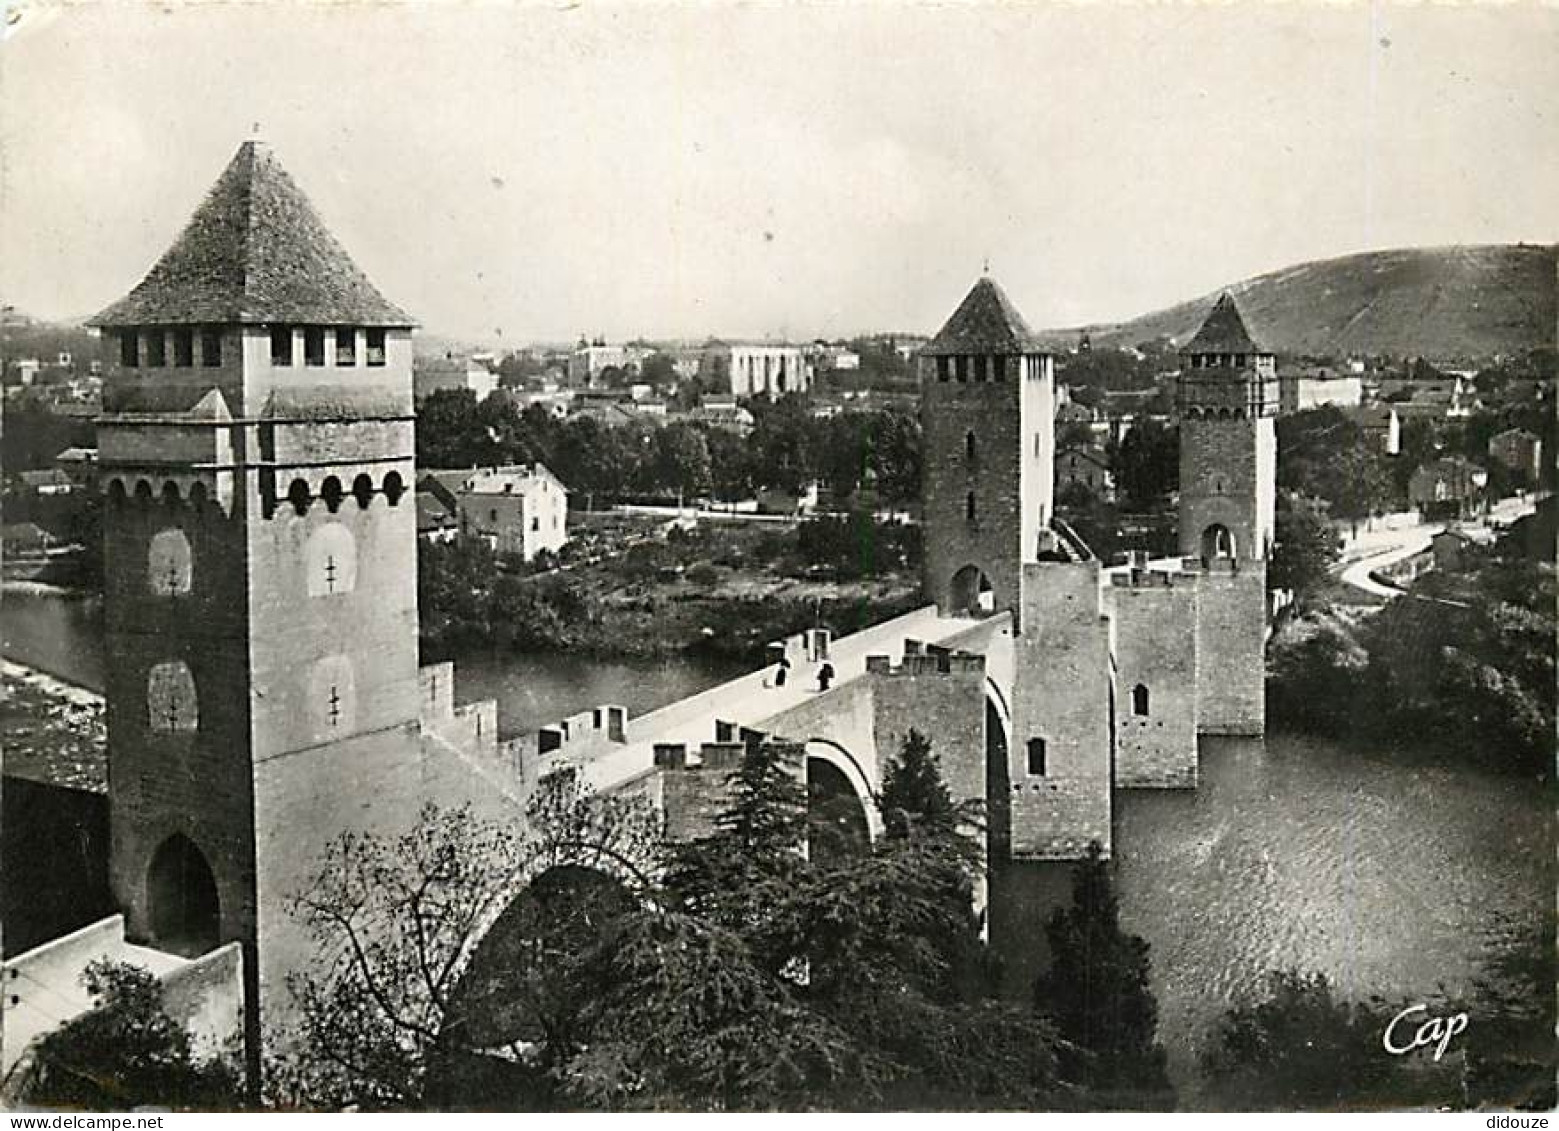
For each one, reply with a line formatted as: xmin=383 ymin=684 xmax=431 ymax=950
xmin=1 ymin=661 xmax=106 ymax=792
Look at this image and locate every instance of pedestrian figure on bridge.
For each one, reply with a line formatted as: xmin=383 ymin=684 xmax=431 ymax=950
xmin=816 ymin=661 xmax=835 ymax=692
xmin=774 ymin=655 xmax=790 ymax=688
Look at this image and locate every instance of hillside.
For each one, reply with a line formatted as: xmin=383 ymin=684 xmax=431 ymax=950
xmin=1041 ymin=244 xmax=1557 ymax=362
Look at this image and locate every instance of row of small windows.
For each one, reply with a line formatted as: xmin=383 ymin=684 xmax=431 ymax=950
xmin=934 ymin=354 xmax=1017 ymax=382
xmin=144 ymin=521 xmax=360 ymax=597
xmin=146 ymin=657 xmax=355 ymax=735
xmin=271 ymin=326 xmax=387 ymax=368
xmin=120 ymin=328 xmax=223 ymax=369
xmin=1188 ymin=353 xmax=1250 ymax=369
xmin=116 ymin=327 xmax=388 ymax=369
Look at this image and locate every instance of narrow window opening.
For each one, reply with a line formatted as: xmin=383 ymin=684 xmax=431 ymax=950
xmin=172 ymin=328 xmax=194 ymax=367
xmin=1132 ymin=683 xmax=1150 ymax=717
xmin=965 ymin=491 xmax=977 ymax=523
xmin=200 ymin=328 xmax=222 ymax=367
xmin=366 ymin=328 xmax=387 ymax=367
xmin=145 ymin=332 xmax=167 ymax=367
xmin=336 ymin=328 xmax=357 ymax=366
xmin=271 ymin=326 xmax=293 ymax=367
xmin=304 ymin=327 xmax=326 ymax=367
xmin=955 ymin=356 xmax=969 ymax=382
xmin=120 ymin=331 xmax=139 ymax=368
xmin=1027 ymin=737 xmax=1047 ymax=776
xmin=965 ymin=430 xmax=977 ymax=464
xmin=936 ymin=356 xmax=950 ymax=382
xmin=992 ymin=355 xmax=1007 ymax=380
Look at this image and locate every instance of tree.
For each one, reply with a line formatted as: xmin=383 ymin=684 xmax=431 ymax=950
xmin=1110 ymin=419 xmax=1178 ymax=512
xmin=1269 ymin=491 xmax=1341 ymax=604
xmin=1034 ymin=842 xmax=1173 ymax=1108
xmin=1200 ymin=970 xmax=1458 ymax=1110
xmin=648 ymin=421 xmax=712 ymax=498
xmin=282 ymin=783 xmax=658 ymax=1110
xmin=23 ymin=960 xmax=241 ymax=1110
xmin=879 ymin=728 xmax=957 ymax=837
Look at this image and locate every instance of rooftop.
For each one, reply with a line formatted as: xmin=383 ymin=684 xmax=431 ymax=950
xmin=1182 ymin=292 xmax=1268 ymax=356
xmin=922 ymin=276 xmax=1044 ymax=356
xmin=90 ymin=141 xmax=412 ymax=329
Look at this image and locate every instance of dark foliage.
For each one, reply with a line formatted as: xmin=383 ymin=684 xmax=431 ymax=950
xmin=1034 ymin=842 xmax=1174 ymax=1109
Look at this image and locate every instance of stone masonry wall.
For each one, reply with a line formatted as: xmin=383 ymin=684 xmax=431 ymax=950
xmin=867 ymin=649 xmax=988 ymax=807
xmin=1009 ymin=561 xmax=1113 ymax=859
xmin=1108 ymin=571 xmax=1200 ymax=788
xmin=1195 ymin=559 xmax=1268 ymax=735
xmin=921 ymin=373 xmax=1024 ymax=617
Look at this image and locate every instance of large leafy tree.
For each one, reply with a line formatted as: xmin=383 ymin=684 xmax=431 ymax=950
xmin=1035 ymin=842 xmax=1173 ymax=1108
xmin=1109 ymin=419 xmax=1179 ymax=512
xmin=1269 ymin=491 xmax=1341 ymax=605
xmin=22 ymin=960 xmax=241 ymax=1110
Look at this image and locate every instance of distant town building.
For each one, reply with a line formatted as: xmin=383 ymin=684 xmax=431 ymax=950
xmin=54 ymin=446 xmax=99 ymax=488
xmin=414 ymin=355 xmax=498 ymax=402
xmin=414 ymin=492 xmax=459 ymax=544
xmin=1054 ymin=443 xmax=1115 ymax=501
xmin=423 ymin=463 xmax=569 ymax=561
xmin=1487 ymin=428 xmax=1544 ymax=484
xmin=16 ymin=468 xmax=74 ymax=496
xmin=1350 ymin=404 xmax=1401 ymax=456
xmin=1408 ymin=457 xmax=1488 ymax=520
xmin=1278 ymin=367 xmax=1363 ymax=414
xmin=568 ymin=340 xmax=651 ymax=387
xmin=700 ymin=342 xmax=812 ymax=398
xmin=685 ymin=395 xmax=755 ymax=434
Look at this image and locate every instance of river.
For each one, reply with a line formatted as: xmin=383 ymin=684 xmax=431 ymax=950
xmin=3 ymin=589 xmax=1552 ymax=1094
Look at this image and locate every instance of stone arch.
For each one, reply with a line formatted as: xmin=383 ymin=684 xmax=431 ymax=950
xmin=382 ymin=470 xmax=405 ymax=505
xmin=804 ymin=738 xmax=879 ymax=847
xmin=160 ymin=480 xmax=182 ymax=507
xmin=320 ymin=475 xmax=345 ymax=513
xmin=147 ymin=660 xmax=198 ymax=733
xmin=148 ymin=527 xmax=193 ymax=596
xmin=107 ymin=478 xmax=128 ymax=506
xmin=287 ymin=478 xmax=312 ymax=516
xmin=305 ymin=522 xmax=358 ymax=596
xmin=1200 ymin=523 xmax=1236 ymax=561
xmin=351 ymin=473 xmax=375 ymax=509
xmin=949 ymin=563 xmax=995 ymax=616
xmin=445 ymin=863 xmax=635 ymax=1051
xmin=146 ymin=833 xmax=220 ymax=957
xmin=187 ymin=481 xmax=209 ymax=509
xmin=133 ymin=479 xmax=154 ymax=504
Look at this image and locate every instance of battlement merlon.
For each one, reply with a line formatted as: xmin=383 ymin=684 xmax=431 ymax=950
xmin=865 ymin=649 xmax=986 ymax=677
xmin=536 ymin=703 xmax=629 ymax=757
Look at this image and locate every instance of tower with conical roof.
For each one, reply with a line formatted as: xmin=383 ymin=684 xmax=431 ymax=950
xmin=88 ymin=141 xmax=424 ymax=1067
xmin=1175 ymin=291 xmax=1276 ymax=734
xmin=918 ymin=275 xmax=1057 ymax=620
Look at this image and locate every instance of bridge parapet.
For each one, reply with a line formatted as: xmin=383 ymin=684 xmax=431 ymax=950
xmin=659 ymin=738 xmax=804 ymax=842
xmin=536 ymin=703 xmax=629 ymax=758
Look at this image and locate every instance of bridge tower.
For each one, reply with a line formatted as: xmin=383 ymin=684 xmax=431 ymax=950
xmin=89 ymin=140 xmax=423 ymax=1070
xmin=1175 ymin=292 xmax=1277 ymax=734
xmin=918 ymin=276 xmax=1056 ymax=622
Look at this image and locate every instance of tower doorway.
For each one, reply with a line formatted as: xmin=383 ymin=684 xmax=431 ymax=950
xmin=146 ymin=834 xmax=220 ymax=957
xmin=1200 ymin=524 xmax=1236 ymax=562
xmin=950 ymin=564 xmax=995 ymax=616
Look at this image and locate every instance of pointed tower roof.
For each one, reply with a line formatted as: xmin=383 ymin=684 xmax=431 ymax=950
xmin=91 ymin=141 xmax=412 ymax=328
xmin=1182 ymin=292 xmax=1266 ymax=355
xmin=923 ymin=276 xmax=1042 ymax=356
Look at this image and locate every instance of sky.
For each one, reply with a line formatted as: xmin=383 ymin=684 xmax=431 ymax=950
xmin=1 ymin=2 xmax=1555 ymax=345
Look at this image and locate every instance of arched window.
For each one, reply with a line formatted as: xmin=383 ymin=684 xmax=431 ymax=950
xmin=148 ymin=528 xmax=193 ymax=596
xmin=1132 ymin=683 xmax=1150 ymax=716
xmin=311 ymin=654 xmax=356 ymax=736
xmin=147 ymin=661 xmax=198 ymax=733
xmin=1026 ymin=737 xmax=1047 ymax=776
xmin=305 ymin=522 xmax=357 ymax=596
